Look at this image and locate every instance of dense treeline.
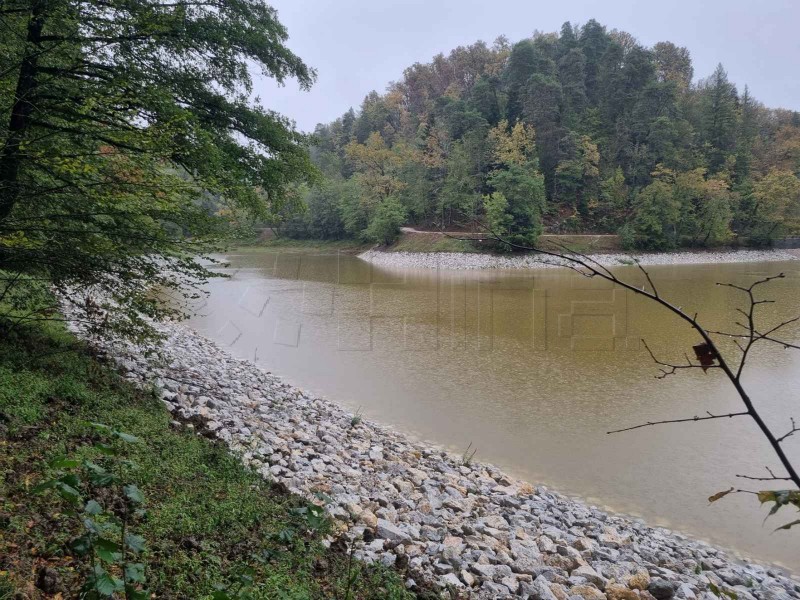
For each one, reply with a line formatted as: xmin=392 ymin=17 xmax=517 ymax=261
xmin=284 ymin=20 xmax=800 ymax=249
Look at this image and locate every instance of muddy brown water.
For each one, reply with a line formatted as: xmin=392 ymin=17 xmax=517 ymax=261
xmin=186 ymin=250 xmax=800 ymax=570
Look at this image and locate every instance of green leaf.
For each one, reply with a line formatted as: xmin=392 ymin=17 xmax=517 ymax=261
xmin=113 ymin=430 xmax=141 ymax=444
xmin=84 ymin=461 xmax=115 ymax=487
xmin=56 ymin=482 xmax=82 ymax=505
xmin=60 ymin=473 xmax=81 ymax=488
xmin=91 ymin=565 xmax=124 ymax=596
xmin=85 ymin=500 xmax=103 ymax=515
xmin=124 ymin=533 xmax=146 ymax=554
xmin=70 ymin=533 xmax=93 ymax=556
xmin=83 ymin=517 xmax=101 ymax=534
xmin=123 ymin=484 xmax=144 ymax=505
xmin=125 ymin=586 xmax=150 ymax=600
xmin=124 ymin=562 xmax=146 ymax=584
xmin=94 ymin=443 xmax=118 ymax=456
xmin=313 ymin=491 xmax=333 ymax=504
xmin=32 ymin=479 xmax=58 ymax=494
xmin=95 ymin=537 xmax=123 ymax=563
xmin=49 ymin=456 xmax=80 ymax=469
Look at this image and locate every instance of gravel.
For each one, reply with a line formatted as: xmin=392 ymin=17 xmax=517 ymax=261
xmin=358 ymin=248 xmax=799 ymax=271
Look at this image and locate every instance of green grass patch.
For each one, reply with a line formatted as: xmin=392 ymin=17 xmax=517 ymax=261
xmin=0 ymin=319 xmax=419 ymax=599
xmin=388 ymin=233 xmax=481 ymax=254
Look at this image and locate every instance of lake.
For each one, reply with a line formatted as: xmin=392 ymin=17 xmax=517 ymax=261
xmin=186 ymin=249 xmax=800 ymax=570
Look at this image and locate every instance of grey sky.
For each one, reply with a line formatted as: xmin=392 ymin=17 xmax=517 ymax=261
xmin=258 ymin=0 xmax=800 ymax=133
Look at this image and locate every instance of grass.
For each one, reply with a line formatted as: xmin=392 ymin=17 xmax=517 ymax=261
xmin=387 ymin=233 xmax=481 ymax=254
xmin=0 ymin=318 xmax=420 ymax=599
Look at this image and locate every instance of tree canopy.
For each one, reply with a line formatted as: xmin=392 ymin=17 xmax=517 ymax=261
xmin=0 ymin=0 xmax=315 ymax=336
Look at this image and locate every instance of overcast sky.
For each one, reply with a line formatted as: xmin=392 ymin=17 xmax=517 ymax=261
xmin=257 ymin=0 xmax=800 ymax=133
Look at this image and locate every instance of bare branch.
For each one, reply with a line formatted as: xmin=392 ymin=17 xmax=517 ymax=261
xmin=635 ymin=260 xmax=659 ymax=298
xmin=641 ymin=339 xmax=719 ymax=378
xmin=608 ymin=411 xmax=749 ymax=434
xmin=736 ymin=466 xmax=792 ymax=481
xmin=777 ymin=418 xmax=799 ymax=444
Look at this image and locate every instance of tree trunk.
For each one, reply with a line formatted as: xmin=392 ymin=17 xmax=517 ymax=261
xmin=0 ymin=0 xmax=47 ymax=223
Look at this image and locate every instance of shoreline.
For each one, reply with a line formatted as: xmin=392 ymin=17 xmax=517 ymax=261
xmin=70 ymin=318 xmax=800 ymax=599
xmin=359 ymin=247 xmax=800 ymax=271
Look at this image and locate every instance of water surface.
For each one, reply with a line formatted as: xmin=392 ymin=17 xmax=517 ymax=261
xmin=186 ymin=250 xmax=800 ymax=570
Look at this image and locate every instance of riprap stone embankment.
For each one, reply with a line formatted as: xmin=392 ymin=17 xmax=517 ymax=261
xmin=70 ymin=319 xmax=799 ymax=600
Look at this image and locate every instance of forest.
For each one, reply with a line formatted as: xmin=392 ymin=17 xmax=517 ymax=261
xmin=281 ymin=20 xmax=800 ymax=250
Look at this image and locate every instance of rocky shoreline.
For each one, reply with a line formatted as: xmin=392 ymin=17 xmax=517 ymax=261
xmin=358 ymin=248 xmax=799 ymax=271
xmin=68 ymin=318 xmax=799 ymax=600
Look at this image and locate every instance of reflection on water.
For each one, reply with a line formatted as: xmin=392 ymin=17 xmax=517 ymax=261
xmin=187 ymin=250 xmax=800 ymax=570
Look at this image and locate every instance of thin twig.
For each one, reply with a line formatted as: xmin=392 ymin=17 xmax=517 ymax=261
xmin=776 ymin=418 xmax=799 ymax=444
xmin=641 ymin=339 xmax=719 ymax=378
xmin=736 ymin=466 xmax=792 ymax=481
xmin=607 ymin=411 xmax=748 ymax=434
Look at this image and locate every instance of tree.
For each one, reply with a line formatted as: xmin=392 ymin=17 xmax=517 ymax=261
xmin=363 ymin=197 xmax=407 ymax=244
xmin=697 ymin=178 xmax=734 ymax=244
xmin=440 ymin=141 xmax=481 ymax=226
xmin=487 ymin=120 xmax=536 ymax=167
xmin=596 ymin=167 xmax=629 ymax=229
xmin=578 ymin=19 xmax=611 ymax=106
xmin=503 ymin=40 xmax=538 ymax=124
xmin=672 ymin=169 xmax=732 ymax=245
xmin=345 ymin=132 xmax=410 ymax=214
xmin=700 ymin=64 xmax=739 ymax=173
xmin=0 ymin=0 xmax=315 ymax=336
xmin=630 ymin=178 xmax=681 ymax=249
xmin=653 ymin=42 xmax=693 ymax=91
xmin=484 ymin=121 xmax=546 ymax=246
xmin=557 ymin=49 xmax=587 ymax=127
xmin=554 ymin=133 xmax=600 ymax=217
xmin=303 ymin=180 xmax=354 ymax=239
xmin=522 ymin=74 xmax=563 ymax=193
xmin=749 ymin=169 xmax=800 ymax=243
xmin=557 ymin=22 xmax=578 ymax=58
xmin=468 ymin=76 xmax=502 ymax=126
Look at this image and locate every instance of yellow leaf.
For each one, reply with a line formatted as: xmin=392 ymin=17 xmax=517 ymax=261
xmin=757 ymin=490 xmax=777 ymax=504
